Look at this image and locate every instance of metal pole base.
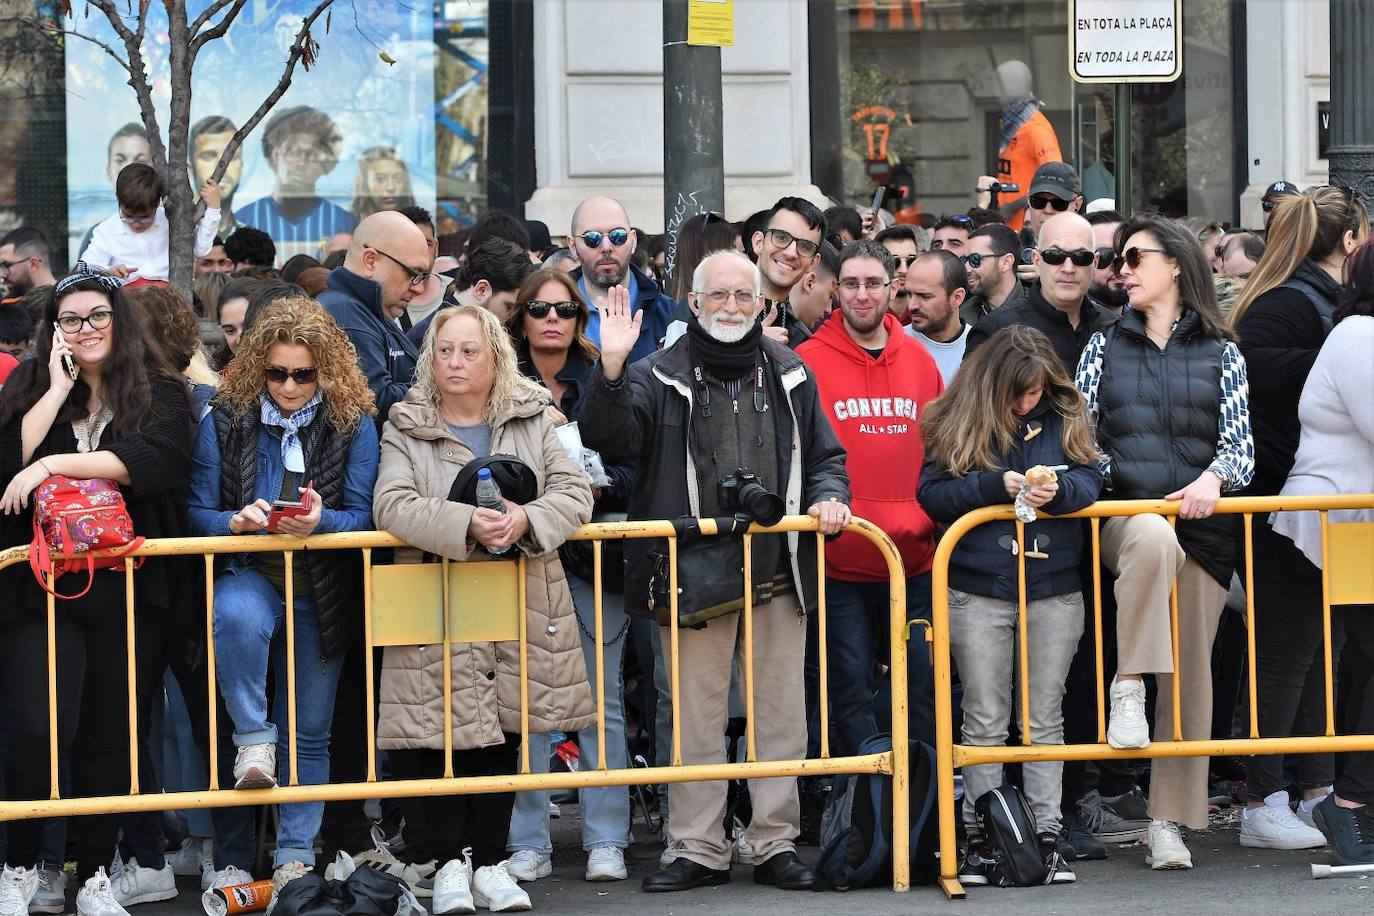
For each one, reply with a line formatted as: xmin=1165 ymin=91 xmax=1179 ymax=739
xmin=938 ymin=876 xmax=968 ymax=899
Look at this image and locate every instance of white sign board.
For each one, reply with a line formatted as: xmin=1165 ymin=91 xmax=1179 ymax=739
xmin=1070 ymin=0 xmax=1183 ymax=83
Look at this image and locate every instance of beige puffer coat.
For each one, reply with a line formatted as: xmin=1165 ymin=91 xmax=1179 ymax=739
xmin=373 ymin=387 xmax=596 ymax=750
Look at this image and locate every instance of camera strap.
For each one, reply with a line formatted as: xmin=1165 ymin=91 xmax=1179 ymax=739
xmin=689 ymin=348 xmax=771 ymax=467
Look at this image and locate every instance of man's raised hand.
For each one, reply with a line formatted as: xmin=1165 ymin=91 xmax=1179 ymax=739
xmin=597 ymin=284 xmax=642 ymax=381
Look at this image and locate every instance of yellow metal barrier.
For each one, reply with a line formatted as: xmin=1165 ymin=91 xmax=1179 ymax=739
xmin=0 ymin=514 xmax=918 ymax=891
xmin=930 ymin=494 xmax=1374 ymax=900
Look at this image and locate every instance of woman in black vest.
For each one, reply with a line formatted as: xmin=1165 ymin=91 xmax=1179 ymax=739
xmin=1074 ymin=215 xmax=1254 ymax=871
xmin=1227 ymin=187 xmax=1369 ymax=845
xmin=187 ymin=296 xmax=379 ymax=901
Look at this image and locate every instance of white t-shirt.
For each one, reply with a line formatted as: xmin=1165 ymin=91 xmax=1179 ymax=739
xmin=82 ymin=204 xmax=220 ymax=282
xmin=905 ymin=322 xmax=971 ymax=386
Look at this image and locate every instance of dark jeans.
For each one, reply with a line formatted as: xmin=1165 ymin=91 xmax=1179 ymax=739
xmin=1242 ymin=523 xmax=1347 ymax=800
xmin=824 ymin=573 xmax=934 ymax=756
xmin=0 ymin=574 xmax=167 ymax=880
xmin=321 ymin=642 xmax=373 ymax=858
xmin=1337 ymin=608 xmax=1374 ymax=805
xmin=388 ymin=737 xmax=522 ymax=867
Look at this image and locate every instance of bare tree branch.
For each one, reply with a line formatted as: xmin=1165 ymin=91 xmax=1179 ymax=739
xmin=86 ymin=0 xmax=166 ymax=172
xmin=0 ymin=17 xmax=130 ymax=72
xmin=189 ymin=0 xmax=241 ymax=41
xmin=189 ymin=0 xmax=246 ymax=57
xmin=84 ymin=0 xmax=135 ymax=46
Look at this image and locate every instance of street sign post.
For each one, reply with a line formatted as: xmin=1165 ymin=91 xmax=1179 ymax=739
xmin=1070 ymin=0 xmax=1183 ymax=83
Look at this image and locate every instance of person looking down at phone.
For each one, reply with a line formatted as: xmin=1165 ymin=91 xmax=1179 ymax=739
xmin=0 ymin=268 xmax=194 ymax=912
xmin=187 ymin=296 xmax=379 ymax=906
xmin=82 ymin=162 xmax=221 ymax=283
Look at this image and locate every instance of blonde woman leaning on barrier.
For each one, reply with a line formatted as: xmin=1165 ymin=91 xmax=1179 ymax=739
xmin=1074 ymin=214 xmax=1254 ymax=871
xmin=373 ymin=304 xmax=595 ymax=914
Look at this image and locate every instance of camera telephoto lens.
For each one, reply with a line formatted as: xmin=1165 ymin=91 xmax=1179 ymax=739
xmin=738 ymin=480 xmax=785 ymax=526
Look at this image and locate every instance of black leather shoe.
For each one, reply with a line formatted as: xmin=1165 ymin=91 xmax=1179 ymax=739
xmin=753 ymin=850 xmax=815 ymax=890
xmin=641 ymin=857 xmax=731 ymax=892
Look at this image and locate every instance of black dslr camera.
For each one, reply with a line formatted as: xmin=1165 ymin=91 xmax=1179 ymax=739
xmin=718 ymin=468 xmax=785 ymax=526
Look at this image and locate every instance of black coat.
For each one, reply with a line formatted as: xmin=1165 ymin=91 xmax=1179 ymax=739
xmin=964 ymin=288 xmax=1117 ymax=375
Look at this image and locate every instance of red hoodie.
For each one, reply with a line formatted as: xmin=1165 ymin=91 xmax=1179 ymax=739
xmin=797 ymin=310 xmax=943 ymax=581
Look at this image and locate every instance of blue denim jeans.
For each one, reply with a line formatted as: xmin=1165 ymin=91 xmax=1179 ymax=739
xmin=824 ymin=573 xmax=935 ymax=757
xmin=213 ymin=568 xmax=343 ymax=867
xmin=507 ymin=576 xmax=631 ymax=853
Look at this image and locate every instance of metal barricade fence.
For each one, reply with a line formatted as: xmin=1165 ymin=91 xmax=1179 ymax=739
xmin=0 ymin=515 xmax=922 ymax=891
xmin=929 ymin=494 xmax=1374 ymax=900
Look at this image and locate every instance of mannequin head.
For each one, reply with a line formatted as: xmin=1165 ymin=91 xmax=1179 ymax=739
xmin=995 ymin=60 xmax=1034 ymax=103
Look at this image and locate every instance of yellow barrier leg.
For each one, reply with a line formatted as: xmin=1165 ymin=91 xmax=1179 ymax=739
xmin=928 ymin=534 xmax=963 ymax=899
xmin=205 ymin=555 xmax=220 ymax=790
xmin=883 ymin=525 xmax=911 ymax=894
xmin=363 ymin=548 xmax=377 ymax=782
xmin=284 ymin=551 xmax=298 ymax=787
xmin=126 ymin=558 xmax=139 ymax=794
xmin=47 ymin=591 xmax=59 ymax=801
xmin=816 ymin=531 xmax=830 ymax=760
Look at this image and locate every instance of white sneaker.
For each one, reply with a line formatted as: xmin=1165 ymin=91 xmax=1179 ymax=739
xmin=731 ymin=829 xmax=755 ymax=866
xmin=503 ymin=850 xmax=550 ymax=883
xmin=199 ymin=866 xmax=253 ymax=914
xmin=1240 ymin=804 xmax=1327 ymax=849
xmin=547 ymin=801 xmax=561 ymax=819
xmin=110 ymin=858 xmax=176 ymax=907
xmin=584 ymin=846 xmax=627 ymax=882
xmin=1107 ymin=679 xmax=1151 ymax=750
xmin=29 ymin=865 xmax=65 ymax=915
xmin=432 ymin=854 xmax=475 ymax=915
xmin=471 ymin=863 xmax=530 ymax=912
xmin=659 ymin=831 xmax=680 ymax=868
xmin=1146 ymin=820 xmax=1193 ymax=869
xmin=0 ymin=865 xmax=38 ymax=916
xmin=75 ymin=869 xmax=130 ymax=916
xmin=233 ymin=743 xmax=277 ymax=789
xmin=1296 ymin=792 xmax=1330 ymax=830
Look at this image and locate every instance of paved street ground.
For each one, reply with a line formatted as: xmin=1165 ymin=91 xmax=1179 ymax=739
xmin=63 ymin=804 xmax=1372 ymax=915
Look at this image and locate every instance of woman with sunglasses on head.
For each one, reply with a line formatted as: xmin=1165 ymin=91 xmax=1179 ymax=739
xmin=1074 ymin=214 xmax=1254 ymax=871
xmin=501 ymin=268 xmax=636 ymax=884
xmin=1225 ymin=186 xmax=1370 ymax=849
xmin=187 ymin=296 xmax=379 ymax=906
xmin=0 ymin=267 xmax=194 ymax=916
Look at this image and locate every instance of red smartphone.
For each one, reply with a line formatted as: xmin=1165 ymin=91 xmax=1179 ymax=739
xmin=266 ymin=500 xmax=308 ymax=533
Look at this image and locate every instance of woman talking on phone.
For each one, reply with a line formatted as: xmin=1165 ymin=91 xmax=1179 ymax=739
xmin=187 ymin=296 xmax=379 ymax=905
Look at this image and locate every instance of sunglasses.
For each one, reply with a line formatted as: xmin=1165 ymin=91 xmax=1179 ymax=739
xmin=265 ymin=366 xmax=319 ymax=385
xmin=576 ymin=228 xmax=631 ymax=248
xmin=1038 ymin=247 xmax=1096 ymax=267
xmin=764 ymin=227 xmax=820 ymax=259
xmin=960 ymin=252 xmax=988 ymax=269
xmin=525 ymin=300 xmax=580 ymax=319
xmin=1028 ymin=194 xmax=1073 ymax=212
xmin=892 ymin=254 xmax=920 ymax=269
xmin=1110 ymin=246 xmax=1169 ymax=274
xmin=1096 ymin=247 xmax=1115 ymax=270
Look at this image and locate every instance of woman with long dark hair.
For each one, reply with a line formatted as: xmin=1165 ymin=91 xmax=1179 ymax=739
xmin=1074 ymin=215 xmax=1254 ymax=871
xmin=0 ymin=269 xmax=194 ymax=915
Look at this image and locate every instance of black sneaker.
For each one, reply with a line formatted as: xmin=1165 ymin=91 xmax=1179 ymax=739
xmin=1039 ymin=833 xmax=1076 ymax=884
xmin=1060 ymin=809 xmax=1108 ymax=861
xmin=1313 ymin=795 xmax=1374 ymax=866
xmin=958 ymin=832 xmax=992 ymax=887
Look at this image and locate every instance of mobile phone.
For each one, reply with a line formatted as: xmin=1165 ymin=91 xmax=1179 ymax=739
xmin=52 ymin=324 xmax=77 ymax=380
xmin=870 ymin=185 xmax=887 ymax=214
xmin=266 ymin=500 xmax=309 ymax=532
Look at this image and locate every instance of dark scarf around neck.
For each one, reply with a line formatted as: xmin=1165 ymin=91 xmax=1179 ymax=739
xmin=686 ymin=314 xmax=763 ymax=380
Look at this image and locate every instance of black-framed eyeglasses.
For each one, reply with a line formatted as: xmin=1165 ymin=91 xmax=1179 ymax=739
xmin=1111 ymin=246 xmax=1169 ymax=274
xmin=575 ymin=228 xmax=631 ymax=249
xmin=697 ymin=288 xmax=757 ymax=306
xmin=1096 ymin=247 xmax=1115 ymax=270
xmin=1038 ymin=247 xmax=1096 ymax=267
xmin=764 ymin=228 xmax=820 ymax=259
xmin=119 ymin=210 xmax=157 ymax=228
xmin=55 ymin=309 xmax=114 ymax=334
xmin=265 ymin=366 xmax=319 ymax=385
xmin=960 ymin=252 xmax=987 ymax=269
xmin=367 ymin=246 xmax=431 ymax=286
xmin=1028 ymin=194 xmax=1072 ymax=212
xmin=837 ymin=277 xmax=892 ymax=292
xmin=0 ymin=258 xmax=25 ymax=274
xmin=524 ymin=300 xmax=581 ymax=319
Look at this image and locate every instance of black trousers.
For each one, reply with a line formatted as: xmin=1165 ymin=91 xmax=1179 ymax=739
xmin=387 ymin=736 xmax=521 ymax=867
xmin=0 ymin=573 xmax=167 ymax=880
xmin=1337 ymin=609 xmax=1374 ymax=805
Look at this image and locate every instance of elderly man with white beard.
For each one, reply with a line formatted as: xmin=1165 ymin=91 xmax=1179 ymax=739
xmin=580 ymin=249 xmax=851 ymax=894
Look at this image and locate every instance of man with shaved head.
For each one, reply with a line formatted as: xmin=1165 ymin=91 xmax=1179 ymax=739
xmin=569 ymin=195 xmax=675 ymax=363
xmin=964 ymin=211 xmax=1116 ymax=373
xmin=318 ymin=210 xmax=433 ymax=421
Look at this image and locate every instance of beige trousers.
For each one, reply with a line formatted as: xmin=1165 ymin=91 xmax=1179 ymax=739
xmin=661 ymin=591 xmax=807 ymax=870
xmin=1101 ymin=514 xmax=1228 ymax=828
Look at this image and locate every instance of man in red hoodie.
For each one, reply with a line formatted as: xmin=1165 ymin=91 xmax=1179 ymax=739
xmin=797 ymin=240 xmax=944 ymax=754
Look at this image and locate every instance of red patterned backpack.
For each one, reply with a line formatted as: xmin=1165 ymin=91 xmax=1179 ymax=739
xmin=29 ymin=476 xmax=144 ymax=599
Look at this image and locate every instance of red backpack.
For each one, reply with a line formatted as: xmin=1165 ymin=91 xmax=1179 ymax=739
xmin=29 ymin=476 xmax=144 ymax=599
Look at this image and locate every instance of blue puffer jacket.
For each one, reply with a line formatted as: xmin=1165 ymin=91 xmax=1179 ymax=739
xmin=318 ymin=267 xmax=419 ymax=427
xmin=918 ymin=400 xmax=1103 ymax=602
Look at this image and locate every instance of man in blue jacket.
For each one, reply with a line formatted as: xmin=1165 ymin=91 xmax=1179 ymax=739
xmin=317 ymin=211 xmax=430 ymax=425
xmin=569 ymin=195 xmax=674 ymax=362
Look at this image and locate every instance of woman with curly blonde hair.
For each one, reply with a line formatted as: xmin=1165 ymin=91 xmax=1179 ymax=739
xmin=187 ymin=295 xmax=379 ymax=903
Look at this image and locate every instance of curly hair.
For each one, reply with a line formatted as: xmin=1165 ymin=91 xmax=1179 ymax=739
xmin=414 ymin=304 xmax=547 ymax=425
xmin=124 ymin=284 xmax=201 ymax=373
xmin=213 ymin=295 xmax=376 ymax=434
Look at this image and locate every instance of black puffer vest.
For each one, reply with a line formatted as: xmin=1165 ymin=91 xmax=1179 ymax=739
xmin=213 ymin=403 xmax=363 ymax=658
xmin=1097 ymin=309 xmax=1233 ymax=587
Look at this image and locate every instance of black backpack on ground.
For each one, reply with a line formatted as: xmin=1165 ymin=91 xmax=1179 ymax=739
xmin=973 ymin=782 xmax=1051 ymax=887
xmin=269 ymin=865 xmax=417 ymax=916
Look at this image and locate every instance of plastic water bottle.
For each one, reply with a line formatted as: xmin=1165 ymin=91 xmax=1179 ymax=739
xmin=475 ymin=467 xmax=512 ymax=555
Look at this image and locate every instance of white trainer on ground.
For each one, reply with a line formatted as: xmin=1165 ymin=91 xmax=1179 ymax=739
xmin=111 ymin=858 xmax=176 ymax=907
xmin=432 ymin=854 xmax=475 ymax=916
xmin=1107 ymin=678 xmax=1151 ymax=750
xmin=76 ymin=868 xmax=130 ymax=916
xmin=0 ymin=865 xmax=37 ymax=916
xmin=29 ymin=864 xmax=65 ymax=915
xmin=167 ymin=836 xmax=216 ymax=891
xmin=471 ymin=863 xmax=530 ymax=912
xmin=503 ymin=850 xmax=551 ymax=882
xmin=268 ymin=861 xmax=311 ymax=912
xmin=584 ymin=846 xmax=627 ymax=882
xmin=1146 ymin=820 xmax=1193 ymax=869
xmin=200 ymin=865 xmax=254 ymax=913
xmin=1240 ymin=793 xmax=1328 ymax=849
xmin=233 ymin=743 xmax=277 ymax=790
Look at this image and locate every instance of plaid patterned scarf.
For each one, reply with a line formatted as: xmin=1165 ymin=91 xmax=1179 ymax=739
xmin=999 ymin=96 xmax=1042 ymax=151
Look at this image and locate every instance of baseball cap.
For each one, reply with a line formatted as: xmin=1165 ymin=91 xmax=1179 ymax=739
xmin=1263 ymin=180 xmax=1300 ymax=200
xmin=1029 ymin=162 xmax=1082 ymax=200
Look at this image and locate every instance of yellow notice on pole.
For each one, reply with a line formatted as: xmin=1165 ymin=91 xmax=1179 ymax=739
xmin=688 ymin=0 xmax=734 ymax=47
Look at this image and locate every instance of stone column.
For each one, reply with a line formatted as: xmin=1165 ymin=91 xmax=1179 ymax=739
xmin=1328 ymin=0 xmax=1374 ymax=206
